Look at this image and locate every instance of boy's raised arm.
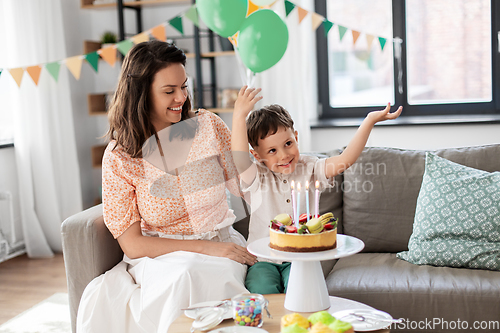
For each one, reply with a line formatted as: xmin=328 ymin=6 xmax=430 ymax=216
xmin=231 ymin=86 xmax=263 ymax=185
xmin=325 ymin=103 xmax=402 ymax=179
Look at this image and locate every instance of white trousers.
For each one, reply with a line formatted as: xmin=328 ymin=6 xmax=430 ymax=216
xmin=76 ymin=226 xmax=248 ymax=333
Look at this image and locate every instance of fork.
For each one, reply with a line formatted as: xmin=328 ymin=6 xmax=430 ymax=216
xmin=181 ymin=300 xmax=229 ymax=311
xmin=346 ymin=312 xmax=403 ymax=324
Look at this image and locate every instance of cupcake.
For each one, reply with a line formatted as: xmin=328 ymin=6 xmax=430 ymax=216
xmin=308 ymin=311 xmax=336 ymax=326
xmin=281 ymin=313 xmax=310 ymax=331
xmin=309 ymin=322 xmax=334 ymax=333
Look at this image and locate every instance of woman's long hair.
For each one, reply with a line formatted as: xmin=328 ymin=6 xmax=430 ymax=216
xmin=106 ymin=40 xmax=193 ymax=158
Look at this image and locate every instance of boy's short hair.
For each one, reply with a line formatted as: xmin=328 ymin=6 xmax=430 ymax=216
xmin=246 ymin=104 xmax=294 ymax=148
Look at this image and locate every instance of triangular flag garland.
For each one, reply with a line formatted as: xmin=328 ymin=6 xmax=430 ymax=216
xmin=1 ymin=1 xmax=400 ymax=89
xmin=322 ymin=20 xmax=334 ymax=37
xmin=9 ymin=68 xmax=24 ymax=88
xmin=26 ymin=65 xmax=42 ymax=85
xmin=116 ymin=40 xmax=134 ymax=56
xmin=66 ymin=56 xmax=83 ymax=80
xmin=85 ymin=52 xmax=100 ymax=73
xmin=184 ymin=5 xmax=199 ymax=28
xmin=169 ymin=16 xmax=184 ymax=35
xmin=99 ymin=47 xmax=117 ymax=68
xmin=151 ymin=24 xmax=167 ymax=42
xmin=45 ymin=62 xmax=61 ymax=82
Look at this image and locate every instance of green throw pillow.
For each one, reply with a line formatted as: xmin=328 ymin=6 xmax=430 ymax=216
xmin=397 ymin=152 xmax=500 ymax=270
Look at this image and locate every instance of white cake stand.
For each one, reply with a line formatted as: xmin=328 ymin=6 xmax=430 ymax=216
xmin=247 ymin=234 xmax=364 ymax=312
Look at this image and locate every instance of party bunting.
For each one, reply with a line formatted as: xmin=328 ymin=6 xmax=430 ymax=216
xmin=132 ymin=32 xmax=149 ymax=44
xmin=9 ymin=67 xmax=24 ymax=88
xmin=366 ymin=34 xmax=375 ymax=50
xmin=297 ymin=6 xmax=308 ymax=24
xmin=323 ymin=20 xmax=334 ymax=37
xmin=311 ymin=12 xmax=323 ymax=31
xmin=378 ymin=37 xmax=387 ymax=50
xmin=26 ymin=65 xmax=42 ymax=85
xmin=284 ymin=0 xmax=295 ymax=17
xmin=151 ymin=24 xmax=166 ymax=42
xmin=66 ymin=56 xmax=83 ymax=80
xmin=45 ymin=62 xmax=61 ymax=82
xmin=99 ymin=47 xmax=117 ymax=67
xmin=169 ymin=16 xmax=183 ymax=35
xmin=352 ymin=30 xmax=361 ymax=45
xmin=338 ymin=25 xmax=348 ymax=41
xmin=85 ymin=52 xmax=99 ymax=73
xmin=9 ymin=68 xmax=24 ymax=87
xmin=116 ymin=39 xmax=134 ymax=56
xmin=184 ymin=5 xmax=199 ymax=27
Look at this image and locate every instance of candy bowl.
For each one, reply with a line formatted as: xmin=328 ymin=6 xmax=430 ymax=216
xmin=231 ymin=293 xmax=271 ymax=328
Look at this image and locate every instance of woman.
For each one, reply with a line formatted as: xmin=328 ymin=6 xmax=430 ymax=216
xmin=76 ymin=40 xmax=257 ymax=332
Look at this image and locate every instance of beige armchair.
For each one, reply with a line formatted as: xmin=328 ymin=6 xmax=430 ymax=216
xmin=61 ymin=204 xmax=123 ymax=333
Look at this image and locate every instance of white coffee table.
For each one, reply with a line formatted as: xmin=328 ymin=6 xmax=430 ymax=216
xmin=247 ymin=234 xmax=364 ymax=312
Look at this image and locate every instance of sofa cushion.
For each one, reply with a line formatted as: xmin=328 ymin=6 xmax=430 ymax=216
xmin=342 ymin=144 xmax=500 ymax=253
xmin=326 ymin=253 xmax=500 ymax=333
xmin=397 ymin=153 xmax=500 ymax=270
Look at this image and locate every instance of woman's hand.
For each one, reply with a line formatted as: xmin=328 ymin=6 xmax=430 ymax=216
xmin=201 ymin=241 xmax=258 ymax=266
xmin=233 ymin=86 xmax=263 ymax=121
xmin=367 ymin=103 xmax=403 ymax=124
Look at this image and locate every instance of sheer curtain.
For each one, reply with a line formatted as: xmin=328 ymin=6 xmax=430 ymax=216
xmin=0 ymin=0 xmax=82 ymax=257
xmin=254 ymin=0 xmax=317 ymax=152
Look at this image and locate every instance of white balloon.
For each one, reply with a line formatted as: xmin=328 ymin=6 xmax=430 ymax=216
xmin=250 ymin=0 xmax=275 ymax=6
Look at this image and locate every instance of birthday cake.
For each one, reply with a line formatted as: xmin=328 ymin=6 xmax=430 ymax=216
xmin=269 ymin=213 xmax=337 ymax=253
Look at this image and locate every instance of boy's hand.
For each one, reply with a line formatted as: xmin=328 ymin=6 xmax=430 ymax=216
xmin=367 ymin=103 xmax=403 ymax=124
xmin=234 ymin=86 xmax=263 ymax=120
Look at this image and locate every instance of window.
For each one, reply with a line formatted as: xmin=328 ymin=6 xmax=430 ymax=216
xmin=316 ymin=0 xmax=500 ymax=119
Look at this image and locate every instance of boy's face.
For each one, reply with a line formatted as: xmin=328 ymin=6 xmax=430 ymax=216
xmin=251 ymin=127 xmax=300 ymax=174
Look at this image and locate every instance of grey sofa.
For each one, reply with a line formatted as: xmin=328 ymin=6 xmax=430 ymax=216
xmin=62 ymin=144 xmax=500 ymax=333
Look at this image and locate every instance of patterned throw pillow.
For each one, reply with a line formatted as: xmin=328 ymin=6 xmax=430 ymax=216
xmin=397 ymin=152 xmax=500 ymax=270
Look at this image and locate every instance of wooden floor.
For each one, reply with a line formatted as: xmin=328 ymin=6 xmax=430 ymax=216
xmin=0 ymin=253 xmax=67 ymax=325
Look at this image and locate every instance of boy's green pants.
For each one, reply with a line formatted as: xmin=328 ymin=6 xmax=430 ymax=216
xmin=245 ymin=261 xmax=291 ymax=294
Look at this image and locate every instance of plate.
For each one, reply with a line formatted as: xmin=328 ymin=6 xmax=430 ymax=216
xmin=208 ymin=327 xmax=268 ymax=333
xmin=332 ymin=308 xmax=395 ymax=331
xmin=184 ymin=301 xmax=232 ymax=320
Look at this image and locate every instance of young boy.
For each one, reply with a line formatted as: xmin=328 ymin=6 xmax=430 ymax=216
xmin=231 ymin=86 xmax=402 ymax=294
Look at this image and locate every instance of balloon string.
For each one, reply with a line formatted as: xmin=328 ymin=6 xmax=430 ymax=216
xmin=233 ymin=47 xmax=249 ymax=87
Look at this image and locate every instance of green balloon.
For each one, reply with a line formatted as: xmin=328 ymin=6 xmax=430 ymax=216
xmin=196 ymin=0 xmax=248 ymax=38
xmin=237 ymin=9 xmax=288 ymax=73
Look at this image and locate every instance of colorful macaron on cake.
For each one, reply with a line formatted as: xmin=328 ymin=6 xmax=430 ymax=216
xmin=281 ymin=311 xmax=354 ymax=333
xmin=269 ymin=212 xmax=337 ymax=252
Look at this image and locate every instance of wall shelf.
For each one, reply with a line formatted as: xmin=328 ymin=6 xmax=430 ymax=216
xmin=91 ymin=144 xmax=108 ymax=168
xmin=81 ymin=0 xmax=189 ymax=9
xmin=83 ymin=40 xmax=102 ymax=54
xmin=87 ymin=93 xmax=108 ymax=115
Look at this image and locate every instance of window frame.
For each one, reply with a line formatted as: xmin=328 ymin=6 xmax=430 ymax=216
xmin=315 ymin=0 xmax=500 ymax=120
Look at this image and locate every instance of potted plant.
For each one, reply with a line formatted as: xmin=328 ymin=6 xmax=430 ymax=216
xmin=100 ymin=31 xmax=117 ymax=48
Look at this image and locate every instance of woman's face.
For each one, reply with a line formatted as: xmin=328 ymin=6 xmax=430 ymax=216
xmin=150 ymin=63 xmax=188 ymax=132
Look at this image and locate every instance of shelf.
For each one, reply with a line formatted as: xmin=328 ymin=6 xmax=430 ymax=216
xmin=84 ymin=40 xmax=102 ymax=54
xmin=186 ymin=51 xmax=236 ymax=59
xmin=81 ymin=0 xmax=189 ymax=9
xmin=208 ymin=108 xmax=233 ymax=113
xmin=91 ymin=144 xmax=108 ymax=168
xmin=87 ymin=93 xmax=108 ymax=115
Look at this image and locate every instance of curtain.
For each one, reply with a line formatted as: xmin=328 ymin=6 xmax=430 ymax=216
xmin=0 ymin=0 xmax=82 ymax=257
xmin=254 ymin=0 xmax=317 ymax=152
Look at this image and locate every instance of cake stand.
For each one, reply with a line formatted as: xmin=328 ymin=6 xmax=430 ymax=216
xmin=247 ymin=234 xmax=364 ymax=313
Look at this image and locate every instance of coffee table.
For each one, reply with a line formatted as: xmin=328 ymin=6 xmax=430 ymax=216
xmin=169 ymin=293 xmax=390 ymax=332
xmin=248 ymin=235 xmax=364 ymax=312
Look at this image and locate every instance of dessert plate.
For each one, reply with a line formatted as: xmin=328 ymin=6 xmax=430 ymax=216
xmin=332 ymin=308 xmax=396 ymax=331
xmin=184 ymin=301 xmax=232 ymax=320
xmin=208 ymin=327 xmax=268 ymax=333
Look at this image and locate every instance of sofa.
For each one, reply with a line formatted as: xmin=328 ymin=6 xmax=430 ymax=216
xmin=61 ymin=144 xmax=500 ymax=333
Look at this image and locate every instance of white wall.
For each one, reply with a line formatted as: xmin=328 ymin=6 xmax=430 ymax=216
xmin=311 ymin=123 xmax=500 ymax=152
